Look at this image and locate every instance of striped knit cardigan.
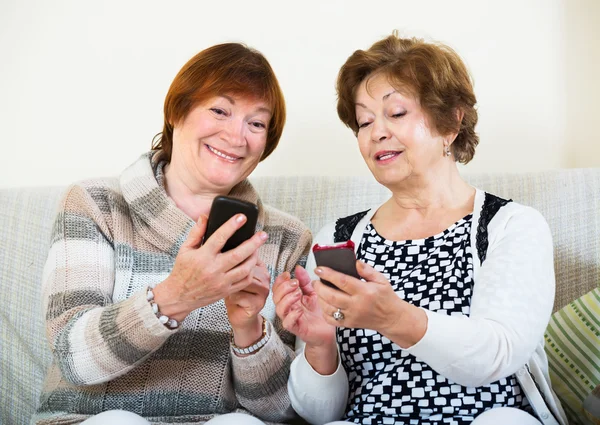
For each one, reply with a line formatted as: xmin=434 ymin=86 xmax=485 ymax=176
xmin=33 ymin=152 xmax=312 ymax=425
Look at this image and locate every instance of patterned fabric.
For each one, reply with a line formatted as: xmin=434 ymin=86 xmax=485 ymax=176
xmin=545 ymin=288 xmax=600 ymax=425
xmin=31 ymin=152 xmax=312 ymax=425
xmin=337 ymin=217 xmax=526 ymax=424
xmin=2 ymin=169 xmax=600 ymax=424
xmin=334 ymin=210 xmax=370 ymax=243
xmin=475 ymin=193 xmax=512 ymax=265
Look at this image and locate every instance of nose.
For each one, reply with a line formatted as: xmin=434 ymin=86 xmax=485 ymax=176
xmin=370 ymin=117 xmax=390 ymax=143
xmin=221 ymin=118 xmax=246 ymax=147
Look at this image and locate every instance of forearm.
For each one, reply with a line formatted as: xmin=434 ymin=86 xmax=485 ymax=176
xmin=289 ymin=347 xmax=349 ymax=425
xmin=304 ymin=338 xmax=339 ymax=375
xmin=51 ymin=290 xmax=174 ymax=385
xmin=379 ymin=298 xmax=428 ymax=349
xmin=230 ymin=320 xmax=297 ymax=422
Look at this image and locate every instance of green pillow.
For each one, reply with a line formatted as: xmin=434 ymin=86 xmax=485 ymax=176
xmin=545 ymin=288 xmax=600 ymax=425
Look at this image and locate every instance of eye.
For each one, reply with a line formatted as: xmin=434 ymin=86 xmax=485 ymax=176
xmin=358 ymin=121 xmax=372 ymax=129
xmin=210 ymin=108 xmax=228 ymax=116
xmin=391 ymin=111 xmax=407 ymax=119
xmin=250 ymin=121 xmax=266 ymax=130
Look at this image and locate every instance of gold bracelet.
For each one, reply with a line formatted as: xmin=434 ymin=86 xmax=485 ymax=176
xmin=231 ymin=317 xmax=269 ymax=355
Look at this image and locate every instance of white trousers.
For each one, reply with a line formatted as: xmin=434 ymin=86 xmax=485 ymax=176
xmin=80 ymin=411 xmax=266 ymax=425
xmin=80 ymin=407 xmax=541 ymax=425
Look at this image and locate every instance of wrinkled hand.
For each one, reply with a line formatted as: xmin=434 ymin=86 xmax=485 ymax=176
xmin=313 ymin=260 xmax=405 ymax=335
xmin=273 ymin=265 xmax=336 ymax=347
xmin=153 ymin=213 xmax=268 ymax=322
xmin=225 ymin=259 xmax=270 ymax=335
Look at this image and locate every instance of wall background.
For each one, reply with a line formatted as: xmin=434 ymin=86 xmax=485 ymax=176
xmin=1 ymin=0 xmax=598 ymax=188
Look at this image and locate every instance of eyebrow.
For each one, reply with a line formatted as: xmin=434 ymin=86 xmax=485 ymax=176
xmin=218 ymin=95 xmax=272 ymax=115
xmin=355 ymin=90 xmax=397 ymax=108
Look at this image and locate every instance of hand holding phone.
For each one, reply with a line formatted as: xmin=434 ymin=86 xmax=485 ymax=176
xmin=312 ymin=241 xmax=360 ymax=290
xmin=203 ymin=196 xmax=259 ymax=252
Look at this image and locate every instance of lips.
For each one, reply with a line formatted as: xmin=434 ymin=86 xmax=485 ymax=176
xmin=374 ymin=150 xmax=402 ymax=162
xmin=206 ymin=144 xmax=241 ymax=162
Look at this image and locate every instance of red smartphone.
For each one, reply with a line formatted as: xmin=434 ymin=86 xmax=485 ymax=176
xmin=203 ymin=196 xmax=259 ymax=252
xmin=312 ymin=241 xmax=360 ymax=290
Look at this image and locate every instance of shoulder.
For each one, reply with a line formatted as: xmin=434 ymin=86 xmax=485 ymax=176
xmin=262 ymin=204 xmax=311 ymax=238
xmin=481 ymin=193 xmax=551 ymax=242
xmin=57 ymin=177 xmax=125 ymax=243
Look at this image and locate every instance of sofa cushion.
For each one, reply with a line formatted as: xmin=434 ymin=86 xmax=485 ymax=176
xmin=0 ymin=188 xmax=63 ymax=425
xmin=545 ymin=288 xmax=600 ymax=424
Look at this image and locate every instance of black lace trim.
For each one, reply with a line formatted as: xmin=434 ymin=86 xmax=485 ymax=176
xmin=476 ymin=193 xmax=512 ymax=265
xmin=334 ymin=210 xmax=370 ymax=243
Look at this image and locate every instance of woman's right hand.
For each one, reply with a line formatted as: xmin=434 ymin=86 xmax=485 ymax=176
xmin=153 ymin=213 xmax=268 ymax=322
xmin=273 ymin=266 xmax=336 ymax=348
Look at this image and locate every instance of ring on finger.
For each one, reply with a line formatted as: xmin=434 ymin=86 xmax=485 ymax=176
xmin=332 ymin=308 xmax=344 ymax=321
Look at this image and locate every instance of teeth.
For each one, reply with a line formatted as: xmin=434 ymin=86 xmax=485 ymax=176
xmin=208 ymin=145 xmax=238 ymax=161
xmin=378 ymin=153 xmax=398 ymax=160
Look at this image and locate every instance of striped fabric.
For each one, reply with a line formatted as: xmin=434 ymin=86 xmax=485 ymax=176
xmin=30 ymin=152 xmax=312 ymax=425
xmin=545 ymin=289 xmax=600 ymax=425
xmin=2 ymin=167 xmax=600 ymax=424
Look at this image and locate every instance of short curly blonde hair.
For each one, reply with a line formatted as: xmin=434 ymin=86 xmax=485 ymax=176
xmin=337 ymin=34 xmax=478 ymax=164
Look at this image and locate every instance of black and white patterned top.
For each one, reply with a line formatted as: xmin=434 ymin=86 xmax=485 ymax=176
xmin=337 ymin=215 xmax=527 ymax=424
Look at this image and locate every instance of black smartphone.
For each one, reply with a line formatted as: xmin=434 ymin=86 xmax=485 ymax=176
xmin=312 ymin=241 xmax=360 ymax=290
xmin=203 ymin=196 xmax=259 ymax=252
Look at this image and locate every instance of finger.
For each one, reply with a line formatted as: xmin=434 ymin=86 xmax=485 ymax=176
xmin=222 ymin=231 xmax=269 ymax=269
xmin=231 ymin=293 xmax=255 ymax=310
xmin=253 ymin=264 xmax=271 ymax=285
xmin=241 ymin=280 xmax=270 ymax=298
xmin=282 ymin=305 xmax=303 ymax=332
xmin=273 ymin=278 xmax=299 ymax=305
xmin=356 ymin=260 xmax=389 ymax=284
xmin=295 ymin=266 xmax=315 ymax=296
xmin=204 ymin=213 xmax=249 ymax=253
xmin=313 ymin=279 xmax=351 ymax=310
xmin=229 ymin=275 xmax=254 ymax=295
xmin=316 ymin=294 xmax=335 ymax=320
xmin=225 ymin=251 xmax=258 ymax=284
xmin=314 ymin=266 xmax=360 ymax=294
xmin=322 ymin=306 xmax=343 ymax=327
xmin=182 ymin=215 xmax=208 ymax=250
xmin=276 ymin=289 xmax=303 ymax=319
xmin=272 ymin=271 xmax=291 ymax=294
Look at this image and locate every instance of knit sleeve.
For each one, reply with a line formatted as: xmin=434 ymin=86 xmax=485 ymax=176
xmin=229 ymin=223 xmax=312 ymax=422
xmin=41 ymin=184 xmax=174 ymax=386
xmin=405 ymin=205 xmax=555 ymax=387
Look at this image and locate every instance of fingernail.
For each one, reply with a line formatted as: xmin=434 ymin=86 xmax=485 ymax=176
xmin=236 ymin=214 xmax=246 ymax=223
xmin=315 ymin=268 xmax=323 ymax=275
xmin=289 ymin=279 xmax=298 ymax=287
xmin=259 ymin=232 xmax=268 ymax=241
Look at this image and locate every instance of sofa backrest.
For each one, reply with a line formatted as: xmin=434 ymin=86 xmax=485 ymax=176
xmin=1 ymin=169 xmax=599 ymax=424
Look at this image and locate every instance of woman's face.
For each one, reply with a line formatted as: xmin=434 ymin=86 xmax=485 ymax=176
xmin=171 ymin=94 xmax=271 ymax=193
xmin=354 ymin=73 xmax=447 ymax=188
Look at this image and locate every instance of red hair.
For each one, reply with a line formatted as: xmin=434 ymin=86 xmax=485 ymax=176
xmin=152 ymin=43 xmax=286 ymax=162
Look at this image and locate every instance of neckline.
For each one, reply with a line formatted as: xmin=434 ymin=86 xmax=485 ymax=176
xmin=366 ymin=213 xmax=473 ymax=246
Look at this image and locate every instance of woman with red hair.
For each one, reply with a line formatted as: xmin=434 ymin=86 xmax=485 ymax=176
xmin=35 ymin=43 xmax=311 ymax=425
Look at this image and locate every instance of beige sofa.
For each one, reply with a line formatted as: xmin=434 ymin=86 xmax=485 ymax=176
xmin=1 ymin=170 xmax=599 ymax=424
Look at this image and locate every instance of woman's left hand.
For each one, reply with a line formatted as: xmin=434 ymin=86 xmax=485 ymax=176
xmin=225 ymin=259 xmax=271 ymax=347
xmin=314 ymin=260 xmax=427 ymax=347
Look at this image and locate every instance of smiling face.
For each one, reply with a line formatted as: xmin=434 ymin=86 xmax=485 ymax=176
xmin=354 ymin=73 xmax=448 ymax=189
xmin=170 ymin=94 xmax=271 ymax=194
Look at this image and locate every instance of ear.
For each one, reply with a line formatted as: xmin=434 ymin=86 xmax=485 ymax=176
xmin=448 ymin=108 xmax=465 ymax=144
